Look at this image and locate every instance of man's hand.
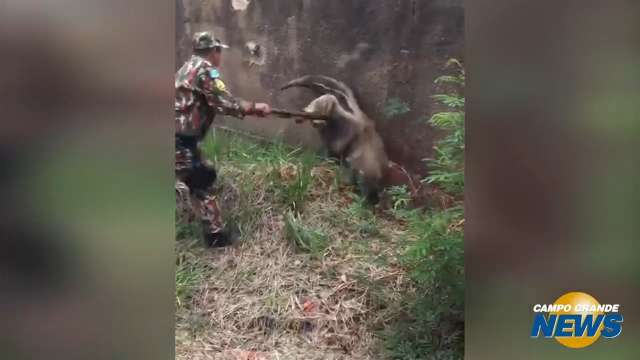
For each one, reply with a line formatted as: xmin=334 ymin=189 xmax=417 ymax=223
xmin=242 ymin=102 xmax=272 ymax=117
xmin=253 ymin=103 xmax=271 ymax=117
xmin=311 ymin=119 xmax=327 ymax=128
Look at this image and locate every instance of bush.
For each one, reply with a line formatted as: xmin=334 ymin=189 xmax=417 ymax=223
xmin=385 ymin=59 xmax=465 ymax=360
xmin=424 ymin=59 xmax=465 ymax=196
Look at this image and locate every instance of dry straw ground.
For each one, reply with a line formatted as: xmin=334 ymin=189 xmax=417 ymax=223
xmin=176 ymin=129 xmax=414 ymax=360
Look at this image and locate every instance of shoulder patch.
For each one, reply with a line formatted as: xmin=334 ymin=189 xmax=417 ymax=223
xmin=214 ymin=78 xmax=227 ymax=92
xmin=209 ymin=69 xmax=220 ymax=78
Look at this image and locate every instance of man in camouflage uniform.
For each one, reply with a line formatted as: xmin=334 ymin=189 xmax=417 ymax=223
xmin=175 ymin=31 xmax=271 ymax=247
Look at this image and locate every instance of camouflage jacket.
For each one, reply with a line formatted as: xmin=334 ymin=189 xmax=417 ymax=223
xmin=175 ymin=55 xmax=245 ymax=139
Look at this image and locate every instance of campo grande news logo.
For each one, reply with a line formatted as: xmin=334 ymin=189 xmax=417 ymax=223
xmin=530 ymin=291 xmax=623 ymax=348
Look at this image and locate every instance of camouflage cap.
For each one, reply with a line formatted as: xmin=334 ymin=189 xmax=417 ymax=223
xmin=193 ymin=31 xmax=230 ymax=50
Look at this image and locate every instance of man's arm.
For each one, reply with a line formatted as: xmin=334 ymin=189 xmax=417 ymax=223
xmin=198 ymin=69 xmax=271 ymax=118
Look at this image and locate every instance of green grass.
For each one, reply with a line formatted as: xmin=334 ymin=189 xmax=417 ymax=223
xmin=201 ymin=128 xmax=323 ymax=212
xmin=175 ymin=244 xmax=208 ymax=308
xmin=271 ymin=150 xmax=318 ymax=211
xmin=176 ymin=222 xmax=201 ymax=240
xmin=345 ymin=196 xmax=381 ymax=237
xmin=201 ymin=128 xmax=315 ymax=166
xmin=283 ymin=211 xmax=330 ymax=258
xmin=386 ymin=207 xmax=464 ymax=359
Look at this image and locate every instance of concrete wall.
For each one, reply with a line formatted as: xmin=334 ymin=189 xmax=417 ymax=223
xmin=176 ymin=0 xmax=464 ymax=175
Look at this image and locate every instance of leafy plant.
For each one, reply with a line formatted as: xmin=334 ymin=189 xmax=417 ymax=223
xmin=388 ymin=185 xmax=411 ymax=211
xmin=424 ymin=59 xmax=465 ymax=195
xmin=385 ymin=59 xmax=465 ymax=359
xmin=384 ymin=97 xmax=411 ymax=118
xmin=431 ymin=95 xmax=464 ymax=109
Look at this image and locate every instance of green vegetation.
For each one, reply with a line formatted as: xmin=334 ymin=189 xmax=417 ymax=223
xmin=384 ymin=206 xmax=464 ymax=359
xmin=271 ymin=151 xmax=318 ymax=211
xmin=384 ymin=59 xmax=465 ymax=359
xmin=424 ymin=59 xmax=465 ymax=196
xmin=283 ymin=211 xmax=329 ymax=257
xmin=384 ymin=97 xmax=412 ymax=118
xmin=175 ymin=242 xmax=208 ymax=308
xmin=201 ymin=130 xmax=320 ymax=211
xmin=388 ymin=185 xmax=412 ymax=214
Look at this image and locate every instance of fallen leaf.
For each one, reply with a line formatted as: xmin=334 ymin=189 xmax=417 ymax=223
xmin=302 ymin=298 xmax=316 ymax=314
xmin=279 ymin=164 xmax=298 ymax=182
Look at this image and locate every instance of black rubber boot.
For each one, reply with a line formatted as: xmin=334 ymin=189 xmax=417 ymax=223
xmin=366 ymin=189 xmax=381 ymax=205
xmin=203 ymin=230 xmax=232 ymax=248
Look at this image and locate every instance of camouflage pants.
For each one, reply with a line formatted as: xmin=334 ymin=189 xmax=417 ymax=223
xmin=175 ymin=136 xmax=224 ymax=237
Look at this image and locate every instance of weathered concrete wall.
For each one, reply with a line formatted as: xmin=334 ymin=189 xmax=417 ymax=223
xmin=176 ymin=0 xmax=464 ymax=174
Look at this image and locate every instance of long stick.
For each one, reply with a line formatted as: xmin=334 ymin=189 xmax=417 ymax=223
xmin=271 ymin=108 xmax=330 ymax=121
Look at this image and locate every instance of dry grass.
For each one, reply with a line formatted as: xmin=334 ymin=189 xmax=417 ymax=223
xmin=176 ymin=130 xmax=413 ymax=360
